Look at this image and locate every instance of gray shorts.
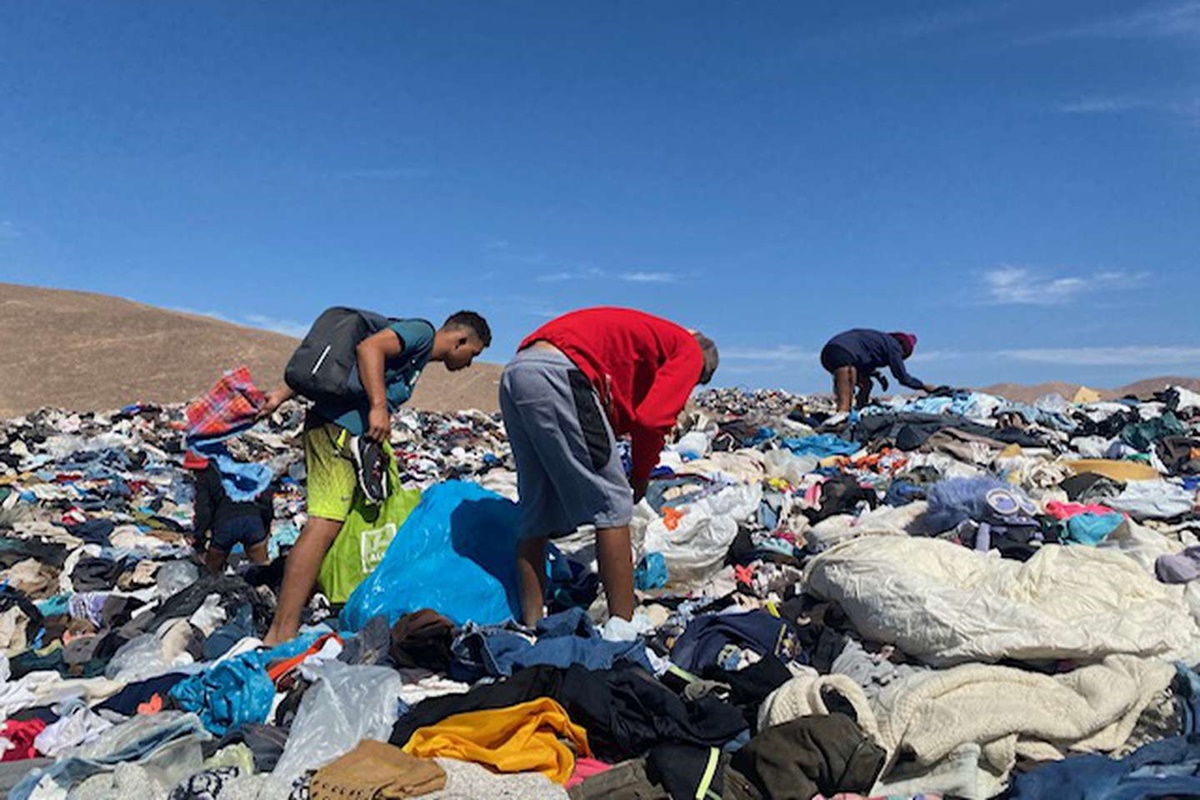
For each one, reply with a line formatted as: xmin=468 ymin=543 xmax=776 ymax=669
xmin=499 ymin=348 xmax=633 ymax=538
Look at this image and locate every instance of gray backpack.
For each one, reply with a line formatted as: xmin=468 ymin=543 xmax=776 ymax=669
xmin=284 ymin=307 xmax=393 ymax=405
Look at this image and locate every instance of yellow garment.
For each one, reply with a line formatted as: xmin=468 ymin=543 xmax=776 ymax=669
xmin=1065 ymin=459 xmax=1160 ymax=482
xmin=1073 ymin=386 xmax=1103 ymax=404
xmin=401 ymin=697 xmax=590 ymax=785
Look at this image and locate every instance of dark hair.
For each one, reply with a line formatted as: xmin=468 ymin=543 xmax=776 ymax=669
xmin=694 ymin=332 xmax=719 ymax=384
xmin=443 ymin=310 xmax=492 ymax=347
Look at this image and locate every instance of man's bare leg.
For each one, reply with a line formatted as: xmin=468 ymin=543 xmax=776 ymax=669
xmin=517 ymin=536 xmax=549 ymax=627
xmin=596 ymin=525 xmax=635 ymax=621
xmin=263 ymin=516 xmax=341 ymax=646
xmin=833 ymin=366 xmax=857 ymax=413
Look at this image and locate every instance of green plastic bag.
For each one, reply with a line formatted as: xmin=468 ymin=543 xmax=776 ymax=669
xmin=317 ymin=446 xmax=421 ymax=603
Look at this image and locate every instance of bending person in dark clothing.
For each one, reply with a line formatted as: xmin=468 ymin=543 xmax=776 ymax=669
xmin=820 ymin=329 xmax=934 ymax=414
xmin=187 ymin=455 xmax=273 ymax=574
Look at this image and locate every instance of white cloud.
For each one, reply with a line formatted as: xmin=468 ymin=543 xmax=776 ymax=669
xmin=242 ymin=314 xmax=309 ymax=338
xmin=166 ymin=306 xmax=308 ymax=338
xmin=535 ymin=267 xmax=604 ymax=283
xmin=909 ymin=350 xmax=963 ymax=364
xmin=998 ymin=346 xmax=1200 ymax=366
xmin=0 ymin=221 xmax=21 ymax=240
xmin=722 ymin=345 xmax=814 ymax=362
xmin=535 ymin=267 xmax=682 ymax=283
xmin=616 ymin=271 xmax=680 ymax=283
xmin=1053 ymin=1 xmax=1200 ymax=40
xmin=982 ymin=266 xmax=1147 ymax=305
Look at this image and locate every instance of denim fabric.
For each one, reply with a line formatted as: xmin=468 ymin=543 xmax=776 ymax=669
xmin=1009 ymin=734 xmax=1200 ymax=800
xmin=450 ymin=607 xmax=651 ymax=682
xmin=1177 ymin=663 xmax=1200 ymax=736
xmin=9 ymin=712 xmax=210 ymax=800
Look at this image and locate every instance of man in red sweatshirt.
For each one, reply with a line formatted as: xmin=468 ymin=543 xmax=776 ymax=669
xmin=500 ymin=307 xmax=719 ymax=625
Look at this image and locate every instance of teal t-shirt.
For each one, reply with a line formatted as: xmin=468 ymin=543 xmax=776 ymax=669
xmin=319 ymin=319 xmax=436 ymax=435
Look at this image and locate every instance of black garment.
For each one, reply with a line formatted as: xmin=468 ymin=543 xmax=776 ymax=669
xmin=805 ymin=475 xmax=878 ymax=524
xmin=647 ymin=744 xmax=764 ymax=800
xmin=702 ymin=655 xmax=795 ymax=729
xmin=853 ymin=412 xmax=1047 ymax=451
xmin=0 ymin=585 xmax=42 ymax=643
xmin=70 ymin=556 xmax=126 ymax=591
xmin=1060 ymin=472 xmax=1125 ymax=503
xmin=390 ymin=664 xmax=747 ymax=762
xmin=191 ymin=464 xmax=273 ymax=545
xmin=1159 ymin=436 xmax=1200 ymax=475
xmin=65 ymin=519 xmax=116 ymax=547
xmin=205 ymin=723 xmax=290 ymax=772
xmin=97 ymin=672 xmax=189 ymax=716
xmin=0 ymin=537 xmax=68 ymax=570
xmin=730 ymin=713 xmax=886 ymax=800
xmin=128 ymin=574 xmax=271 ymax=640
xmin=7 ymin=706 xmax=60 ymax=725
xmin=819 ymin=343 xmax=857 ymax=372
xmin=388 ymin=609 xmax=454 ymax=672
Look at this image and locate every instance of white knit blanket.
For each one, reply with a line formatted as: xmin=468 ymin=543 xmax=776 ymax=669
xmin=873 ymin=655 xmax=1174 ymax=776
xmin=804 ymin=536 xmax=1200 ymax=666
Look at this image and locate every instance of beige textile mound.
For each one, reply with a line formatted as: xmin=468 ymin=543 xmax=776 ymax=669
xmin=803 ymin=536 xmax=1200 ymax=667
xmin=757 ymin=671 xmax=880 ymax=741
xmin=873 ymin=655 xmax=1174 ymax=775
xmin=0 ymin=282 xmax=502 ymax=417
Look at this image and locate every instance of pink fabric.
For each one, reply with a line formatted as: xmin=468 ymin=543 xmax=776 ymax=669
xmin=889 ymin=331 xmax=917 ymax=357
xmin=566 ymin=757 xmax=612 ymax=788
xmin=1045 ymin=500 xmax=1114 ymax=520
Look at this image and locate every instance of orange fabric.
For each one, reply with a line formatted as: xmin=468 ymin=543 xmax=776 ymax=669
xmin=137 ymin=694 xmax=163 ymax=715
xmin=401 ymin=697 xmax=591 ymax=784
xmin=662 ymin=507 xmax=684 ymax=531
xmin=267 ymin=633 xmax=342 ymax=683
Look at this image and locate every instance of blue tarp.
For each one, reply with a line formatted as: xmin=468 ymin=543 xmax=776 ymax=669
xmin=340 ymin=480 xmax=522 ymax=630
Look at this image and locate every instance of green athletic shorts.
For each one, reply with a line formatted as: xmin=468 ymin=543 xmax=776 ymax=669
xmin=303 ymin=420 xmax=358 ymax=522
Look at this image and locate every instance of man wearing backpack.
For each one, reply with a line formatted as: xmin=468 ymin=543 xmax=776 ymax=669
xmin=256 ymin=309 xmax=491 ymax=645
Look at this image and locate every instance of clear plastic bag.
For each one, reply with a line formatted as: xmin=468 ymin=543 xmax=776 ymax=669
xmin=271 ymin=661 xmax=404 ymax=783
xmin=156 ymin=561 xmax=199 ymax=598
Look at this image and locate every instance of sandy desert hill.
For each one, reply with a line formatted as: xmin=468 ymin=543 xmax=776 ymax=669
xmin=0 ymin=282 xmax=502 ymax=418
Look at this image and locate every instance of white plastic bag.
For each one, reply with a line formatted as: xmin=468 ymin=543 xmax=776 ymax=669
xmin=272 ymin=661 xmax=404 ymax=783
xmin=640 ymin=483 xmax=762 ymax=588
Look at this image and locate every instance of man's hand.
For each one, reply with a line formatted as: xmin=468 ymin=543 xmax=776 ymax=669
xmin=257 ymin=387 xmax=293 ymax=420
xmin=366 ymin=404 xmax=391 ymax=443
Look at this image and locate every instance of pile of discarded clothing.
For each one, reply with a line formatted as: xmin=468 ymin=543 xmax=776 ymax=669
xmin=0 ymin=379 xmax=1198 ymax=800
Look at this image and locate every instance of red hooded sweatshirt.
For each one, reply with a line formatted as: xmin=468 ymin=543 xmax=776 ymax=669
xmin=520 ymin=307 xmax=703 ymax=488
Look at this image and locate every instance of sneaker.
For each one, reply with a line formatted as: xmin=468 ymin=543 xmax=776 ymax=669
xmin=349 ymin=435 xmax=388 ymax=504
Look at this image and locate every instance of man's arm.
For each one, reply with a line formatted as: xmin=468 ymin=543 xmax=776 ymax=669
xmin=887 ymin=350 xmax=927 ymax=392
xmin=629 ymin=348 xmax=704 ymax=499
xmin=257 ymin=386 xmax=295 ymax=419
xmin=356 ymin=328 xmax=405 ymax=441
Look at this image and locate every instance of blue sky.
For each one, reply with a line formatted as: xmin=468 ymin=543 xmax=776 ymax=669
xmin=1 ymin=1 xmax=1197 ymax=392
